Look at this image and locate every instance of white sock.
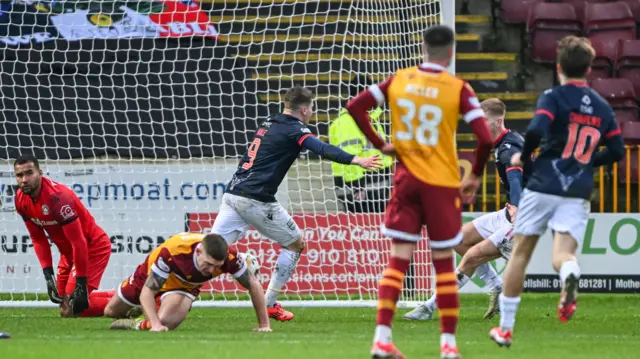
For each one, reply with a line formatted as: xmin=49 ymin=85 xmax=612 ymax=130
xmin=559 ymin=260 xmax=581 ymax=282
xmin=440 ymin=333 xmax=457 ymax=348
xmin=456 ymin=269 xmax=471 ymax=288
xmin=425 ymin=293 xmax=438 ymax=311
xmin=425 ymin=270 xmax=469 ymax=312
xmin=374 ymin=325 xmax=392 ymax=344
xmin=475 ymin=263 xmax=503 ymax=291
xmin=265 ymin=248 xmax=301 ymax=307
xmin=499 ymin=294 xmax=521 ymax=331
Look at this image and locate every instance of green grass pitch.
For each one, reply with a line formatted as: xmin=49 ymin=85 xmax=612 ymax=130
xmin=0 ymin=294 xmax=638 ymax=359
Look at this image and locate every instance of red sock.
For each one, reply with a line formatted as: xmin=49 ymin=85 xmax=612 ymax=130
xmin=433 ymin=256 xmax=459 ymax=335
xmin=138 ymin=319 xmax=151 ymax=331
xmin=79 ymin=292 xmax=113 ymax=317
xmin=376 ymin=255 xmax=411 ymax=327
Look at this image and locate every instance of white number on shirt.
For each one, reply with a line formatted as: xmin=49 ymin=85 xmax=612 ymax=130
xmin=395 ymin=98 xmax=443 ymax=146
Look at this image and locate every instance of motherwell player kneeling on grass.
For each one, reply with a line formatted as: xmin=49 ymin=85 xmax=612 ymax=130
xmin=14 ymin=154 xmax=114 ymax=317
xmin=105 ymin=232 xmax=271 ymax=332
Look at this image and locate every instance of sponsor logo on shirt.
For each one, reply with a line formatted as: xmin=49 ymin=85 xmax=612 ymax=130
xmin=31 ymin=218 xmax=59 ymax=226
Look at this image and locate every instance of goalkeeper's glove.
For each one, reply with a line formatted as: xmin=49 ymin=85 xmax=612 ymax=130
xmin=43 ymin=267 xmax=63 ymax=304
xmin=70 ymin=276 xmax=89 ymax=315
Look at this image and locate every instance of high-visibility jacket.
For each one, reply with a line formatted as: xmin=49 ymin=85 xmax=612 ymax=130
xmin=329 ymin=108 xmax=394 ymax=184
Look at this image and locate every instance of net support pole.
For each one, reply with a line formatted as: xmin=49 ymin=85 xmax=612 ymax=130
xmin=441 ymin=0 xmax=456 ymax=75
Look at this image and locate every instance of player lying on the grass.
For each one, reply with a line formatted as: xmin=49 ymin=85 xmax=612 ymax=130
xmin=489 ymin=36 xmax=624 ymax=348
xmin=211 ymin=85 xmax=382 ymax=322
xmin=347 ymin=24 xmax=493 ymax=359
xmin=14 ymin=154 xmax=115 ymax=318
xmin=0 ymin=331 xmax=9 ymax=339
xmin=105 ymin=232 xmax=271 ymax=332
xmin=405 ymin=98 xmax=532 ymax=321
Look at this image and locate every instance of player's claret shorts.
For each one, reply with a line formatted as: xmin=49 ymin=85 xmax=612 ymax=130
xmin=381 ymin=163 xmax=463 ymax=249
xmin=117 ymin=262 xmax=200 ymax=307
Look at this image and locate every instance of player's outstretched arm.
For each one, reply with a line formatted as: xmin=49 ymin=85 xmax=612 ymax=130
xmin=140 ymin=272 xmax=168 ymax=332
xmin=236 ymin=271 xmax=271 ymax=332
xmin=300 ymin=135 xmax=383 ymax=169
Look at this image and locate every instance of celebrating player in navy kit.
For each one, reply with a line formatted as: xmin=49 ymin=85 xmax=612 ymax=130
xmin=489 ymin=36 xmax=624 ymax=348
xmin=212 ymin=86 xmax=382 ymax=321
xmin=405 ymin=98 xmax=532 ymax=321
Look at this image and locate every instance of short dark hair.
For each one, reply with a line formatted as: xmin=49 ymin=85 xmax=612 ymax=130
xmin=14 ymin=154 xmax=40 ymax=169
xmin=284 ymin=86 xmax=314 ymax=111
xmin=202 ymin=234 xmax=228 ymax=261
xmin=557 ymin=36 xmax=595 ymax=79
xmin=481 ymin=98 xmax=506 ymax=119
xmin=423 ymin=25 xmax=455 ymax=60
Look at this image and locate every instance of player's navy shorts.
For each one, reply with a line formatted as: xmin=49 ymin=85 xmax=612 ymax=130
xmin=117 ymin=264 xmax=200 ymax=307
xmin=382 ymin=164 xmax=463 ymax=249
xmin=56 ymin=234 xmax=111 ymax=296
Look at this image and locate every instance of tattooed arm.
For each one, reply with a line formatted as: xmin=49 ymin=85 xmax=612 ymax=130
xmin=140 ymin=271 xmax=168 ymax=331
xmin=236 ymin=271 xmax=270 ymax=331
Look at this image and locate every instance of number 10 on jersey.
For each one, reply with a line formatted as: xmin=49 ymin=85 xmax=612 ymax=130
xmin=395 ymin=98 xmax=443 ymax=146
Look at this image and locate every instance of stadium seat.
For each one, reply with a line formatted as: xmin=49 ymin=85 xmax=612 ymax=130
xmin=616 ymin=39 xmax=640 ymax=99
xmin=558 ymin=0 xmax=609 ymax=25
xmin=585 ymin=2 xmax=636 ymax=58
xmin=501 ymin=0 xmax=545 ymax=24
xmin=591 ymin=78 xmax=639 ymax=123
xmin=617 ymin=0 xmax=640 ymax=22
xmin=527 ymin=3 xmax=582 ymax=64
xmin=621 ymin=120 xmax=640 ymax=144
xmin=587 ymin=38 xmax=616 ymax=82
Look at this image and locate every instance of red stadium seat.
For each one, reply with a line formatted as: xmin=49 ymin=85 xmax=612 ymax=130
xmin=616 ymin=39 xmax=640 ymax=99
xmin=527 ymin=3 xmax=582 ymax=64
xmin=501 ymin=0 xmax=545 ymax=24
xmin=621 ymin=120 xmax=640 ymax=144
xmin=587 ymin=38 xmax=617 ymax=82
xmin=558 ymin=0 xmax=609 ymax=25
xmin=591 ymin=78 xmax=639 ymax=122
xmin=585 ymin=2 xmax=636 ymax=58
xmin=617 ymin=0 xmax=640 ymax=22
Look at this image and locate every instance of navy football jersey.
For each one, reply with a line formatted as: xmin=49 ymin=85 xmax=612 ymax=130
xmin=227 ymin=113 xmax=313 ymax=202
xmin=526 ymin=83 xmax=620 ymax=199
xmin=494 ymin=130 xmax=531 ymax=204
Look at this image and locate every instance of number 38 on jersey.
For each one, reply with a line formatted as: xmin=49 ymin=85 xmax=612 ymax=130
xmin=395 ymin=98 xmax=443 ymax=146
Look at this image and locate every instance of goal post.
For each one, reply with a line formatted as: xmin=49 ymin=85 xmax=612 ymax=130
xmin=0 ymin=0 xmax=455 ymax=308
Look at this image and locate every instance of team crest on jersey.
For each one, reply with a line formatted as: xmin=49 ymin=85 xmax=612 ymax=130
xmin=41 ymin=205 xmax=49 ymax=215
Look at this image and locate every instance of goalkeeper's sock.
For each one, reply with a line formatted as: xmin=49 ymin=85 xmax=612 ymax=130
xmin=433 ymin=256 xmax=459 ymax=336
xmin=79 ymin=292 xmax=111 ymax=317
xmin=265 ymin=248 xmax=301 ymax=307
xmin=374 ymin=256 xmax=410 ymax=344
xmin=474 ymin=263 xmax=503 ymax=291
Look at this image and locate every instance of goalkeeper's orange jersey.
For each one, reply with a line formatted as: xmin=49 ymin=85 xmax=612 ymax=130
xmin=372 ymin=63 xmax=485 ymax=188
